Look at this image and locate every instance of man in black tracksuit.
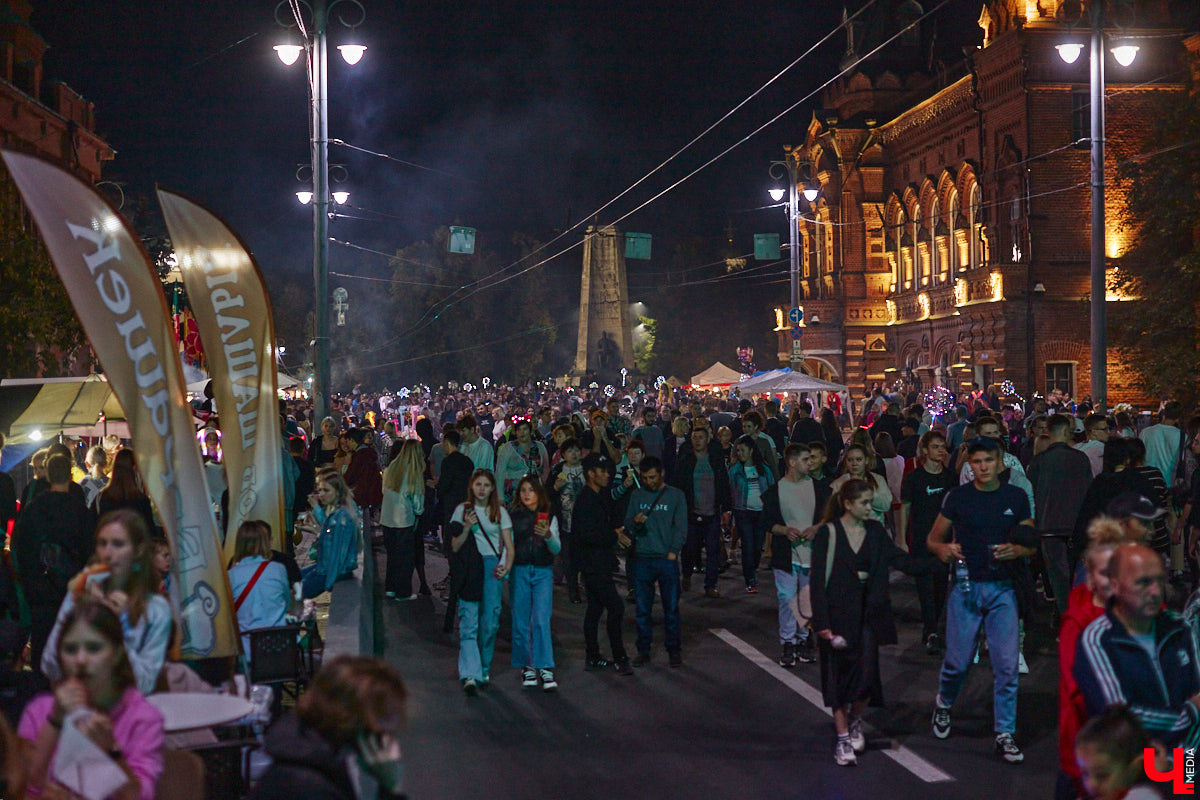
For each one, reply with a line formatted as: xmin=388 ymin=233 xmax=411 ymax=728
xmin=573 ymin=454 xmax=633 ymax=675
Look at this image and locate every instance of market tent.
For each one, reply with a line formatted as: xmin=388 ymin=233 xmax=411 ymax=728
xmin=665 ymin=376 xmax=683 ymax=388
xmin=0 ymin=376 xmax=125 ymax=446
xmin=187 ymin=370 xmax=301 ymax=395
xmin=690 ymin=361 xmax=741 ymax=387
xmin=746 ymin=371 xmax=849 ymax=394
xmin=737 ymin=368 xmax=788 ymax=391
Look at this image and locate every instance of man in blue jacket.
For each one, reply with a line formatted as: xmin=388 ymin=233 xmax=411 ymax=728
xmin=1075 ymin=543 xmax=1200 ymax=749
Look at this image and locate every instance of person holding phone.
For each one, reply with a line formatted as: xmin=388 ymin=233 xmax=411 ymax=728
xmin=250 ymin=655 xmax=409 ymax=800
xmin=507 ymin=476 xmax=561 ymax=691
xmin=449 ymin=470 xmax=514 ymax=695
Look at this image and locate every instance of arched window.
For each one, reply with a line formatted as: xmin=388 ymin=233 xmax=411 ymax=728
xmin=968 ymin=184 xmax=983 ymax=270
xmin=912 ymin=206 xmax=928 ymax=286
xmin=947 ymin=190 xmax=961 ymax=274
xmin=928 ymin=198 xmax=941 ymax=285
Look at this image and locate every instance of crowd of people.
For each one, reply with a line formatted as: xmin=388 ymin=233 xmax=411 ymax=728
xmin=0 ymin=426 xmax=411 ymax=799
xmin=0 ymin=377 xmax=1198 ymax=797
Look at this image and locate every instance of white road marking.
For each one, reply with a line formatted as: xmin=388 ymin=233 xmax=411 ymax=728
xmin=710 ymin=628 xmax=955 ymax=784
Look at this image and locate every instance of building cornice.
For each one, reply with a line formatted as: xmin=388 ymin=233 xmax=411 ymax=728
xmin=876 ymin=76 xmax=974 ymax=145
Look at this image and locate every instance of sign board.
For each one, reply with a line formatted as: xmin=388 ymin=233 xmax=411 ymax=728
xmin=791 ymin=339 xmax=805 ymax=358
xmin=791 ymin=326 xmax=803 ymax=340
xmin=448 ymin=226 xmax=476 ymax=254
xmin=625 ymin=232 xmax=652 ymax=260
xmin=754 ymin=233 xmax=781 ymax=261
xmin=789 ymin=306 xmax=803 ymax=324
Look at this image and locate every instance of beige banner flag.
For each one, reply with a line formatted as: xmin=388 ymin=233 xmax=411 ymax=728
xmin=158 ymin=189 xmax=286 ymax=559
xmin=2 ymin=150 xmax=238 ymax=659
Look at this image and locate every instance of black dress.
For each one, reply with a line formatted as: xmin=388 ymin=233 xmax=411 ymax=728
xmin=811 ymin=518 xmax=897 ymax=709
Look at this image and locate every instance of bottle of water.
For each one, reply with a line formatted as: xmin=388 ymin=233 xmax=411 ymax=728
xmin=954 ymin=557 xmax=971 ymax=594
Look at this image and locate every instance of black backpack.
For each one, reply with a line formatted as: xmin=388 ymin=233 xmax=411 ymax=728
xmin=38 ymin=541 xmax=78 ymax=594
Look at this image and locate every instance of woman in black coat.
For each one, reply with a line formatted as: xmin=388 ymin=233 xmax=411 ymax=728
xmin=251 ymin=655 xmax=409 ymax=800
xmin=810 ymin=477 xmax=917 ymax=767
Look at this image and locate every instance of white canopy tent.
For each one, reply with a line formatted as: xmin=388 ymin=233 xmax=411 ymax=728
xmin=689 ymin=361 xmax=742 ymax=387
xmin=744 ymin=371 xmax=849 ymax=395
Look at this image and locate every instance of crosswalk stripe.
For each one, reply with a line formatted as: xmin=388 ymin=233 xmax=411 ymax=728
xmin=710 ymin=627 xmax=955 ymax=784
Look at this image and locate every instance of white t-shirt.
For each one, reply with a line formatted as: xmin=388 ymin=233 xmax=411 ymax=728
xmin=777 ymin=477 xmax=817 ymax=568
xmin=451 ymin=502 xmax=512 ymax=556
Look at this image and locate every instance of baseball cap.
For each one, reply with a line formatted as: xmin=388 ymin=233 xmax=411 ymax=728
xmin=1106 ymin=492 xmax=1167 ymax=521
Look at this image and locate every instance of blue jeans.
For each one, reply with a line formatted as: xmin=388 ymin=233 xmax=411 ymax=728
xmin=510 ymin=564 xmax=554 ymax=669
xmin=682 ymin=514 xmax=722 ymax=590
xmin=458 ymin=555 xmax=502 ymax=681
xmin=938 ymin=580 xmax=1019 ymax=734
xmin=734 ymin=509 xmax=766 ymax=586
xmin=634 ymin=556 xmax=681 ymax=655
xmin=301 ymin=564 xmax=329 ymax=599
xmin=772 ymin=566 xmax=810 ymax=645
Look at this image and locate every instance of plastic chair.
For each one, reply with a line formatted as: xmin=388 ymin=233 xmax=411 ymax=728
xmin=247 ymin=625 xmax=306 ymax=701
xmin=190 ymin=739 xmax=258 ymax=800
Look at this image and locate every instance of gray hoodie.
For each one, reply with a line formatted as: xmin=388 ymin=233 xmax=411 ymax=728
xmin=624 ymin=484 xmax=688 ymax=558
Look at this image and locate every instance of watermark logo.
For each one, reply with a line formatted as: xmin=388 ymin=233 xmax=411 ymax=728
xmin=1145 ymin=747 xmax=1196 ymax=795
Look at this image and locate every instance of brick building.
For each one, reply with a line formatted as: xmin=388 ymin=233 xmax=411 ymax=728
xmin=0 ymin=0 xmax=110 ymax=181
xmin=774 ymin=0 xmax=1192 ymax=405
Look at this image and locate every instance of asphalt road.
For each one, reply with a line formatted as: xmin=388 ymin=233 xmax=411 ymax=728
xmin=377 ymin=540 xmax=1061 ymax=800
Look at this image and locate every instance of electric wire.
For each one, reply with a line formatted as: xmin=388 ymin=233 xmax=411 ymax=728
xmin=361 ymin=2 xmax=881 ymax=344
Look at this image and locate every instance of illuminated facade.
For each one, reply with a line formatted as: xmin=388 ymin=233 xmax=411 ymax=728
xmin=776 ymin=0 xmax=1189 ymax=402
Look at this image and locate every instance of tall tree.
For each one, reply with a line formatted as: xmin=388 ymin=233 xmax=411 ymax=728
xmin=0 ymin=169 xmax=85 ymax=378
xmin=1113 ymin=84 xmax=1200 ymax=408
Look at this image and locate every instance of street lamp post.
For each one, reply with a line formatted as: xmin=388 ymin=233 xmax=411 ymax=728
xmin=770 ymin=147 xmax=818 ymax=371
xmin=1056 ymin=0 xmax=1136 ymax=412
xmin=275 ymin=0 xmax=365 ymax=424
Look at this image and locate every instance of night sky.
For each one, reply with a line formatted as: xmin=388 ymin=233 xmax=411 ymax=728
xmin=28 ymin=1 xmax=979 ymax=373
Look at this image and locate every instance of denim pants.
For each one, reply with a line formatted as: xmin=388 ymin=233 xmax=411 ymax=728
xmin=733 ymin=509 xmax=766 ymax=586
xmin=773 ymin=566 xmax=811 ymax=645
xmin=458 ymin=555 xmax=502 ymax=681
xmin=510 ymin=564 xmax=554 ymax=669
xmin=681 ymin=514 xmax=722 ymax=590
xmin=634 ymin=556 xmax=681 ymax=655
xmin=938 ymin=580 xmax=1019 ymax=734
xmin=300 ymin=564 xmax=329 ymax=599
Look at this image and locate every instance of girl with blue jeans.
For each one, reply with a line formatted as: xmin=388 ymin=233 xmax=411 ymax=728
xmin=728 ymin=435 xmax=776 ymax=592
xmin=450 ymin=470 xmax=514 ymax=695
xmin=508 ymin=476 xmax=561 ymax=691
xmin=298 ymin=469 xmax=360 ymax=599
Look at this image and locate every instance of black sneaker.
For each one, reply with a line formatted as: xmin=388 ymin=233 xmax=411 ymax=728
xmin=794 ymin=638 xmax=816 ymax=664
xmin=632 ymin=652 xmax=651 ymax=668
xmin=995 ymin=733 xmax=1024 ymax=763
xmin=932 ymin=704 xmax=951 ymax=739
xmin=668 ymin=651 xmax=682 ymax=668
xmin=585 ymin=657 xmax=611 ymax=671
xmin=925 ymin=633 xmax=943 ymax=656
xmin=778 ymin=642 xmax=796 ymax=668
xmin=614 ymin=658 xmax=634 ymax=676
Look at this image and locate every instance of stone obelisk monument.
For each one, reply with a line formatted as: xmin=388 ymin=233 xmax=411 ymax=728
xmin=573 ymin=224 xmax=634 ymax=378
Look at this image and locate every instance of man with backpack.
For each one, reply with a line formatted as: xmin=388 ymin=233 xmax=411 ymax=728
xmin=13 ymin=453 xmax=93 ymax=675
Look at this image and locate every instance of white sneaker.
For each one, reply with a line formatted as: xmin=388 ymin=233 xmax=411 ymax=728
xmin=521 ymin=668 xmax=537 ymax=687
xmin=1017 ymin=652 xmax=1029 ymax=675
xmin=539 ymin=669 xmax=557 ymax=692
xmin=848 ymin=717 xmax=866 ymax=754
xmin=834 ymin=738 xmax=857 ymax=766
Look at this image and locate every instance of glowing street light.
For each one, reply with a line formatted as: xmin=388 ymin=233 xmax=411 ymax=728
xmin=1110 ymin=44 xmax=1139 ymax=67
xmin=1055 ymin=43 xmax=1084 ymax=64
xmin=275 ymin=0 xmax=366 ymax=423
xmin=768 ymin=187 xmax=785 ymax=202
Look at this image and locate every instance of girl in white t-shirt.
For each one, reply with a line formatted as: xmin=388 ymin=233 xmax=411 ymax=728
xmin=449 ymin=469 xmax=514 ymax=695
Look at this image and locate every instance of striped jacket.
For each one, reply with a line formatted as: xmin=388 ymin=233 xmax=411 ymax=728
xmin=1074 ymin=606 xmax=1200 ymax=747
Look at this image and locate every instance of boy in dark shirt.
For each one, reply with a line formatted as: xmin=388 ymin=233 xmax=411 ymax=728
xmin=898 ymin=431 xmax=957 ymax=654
